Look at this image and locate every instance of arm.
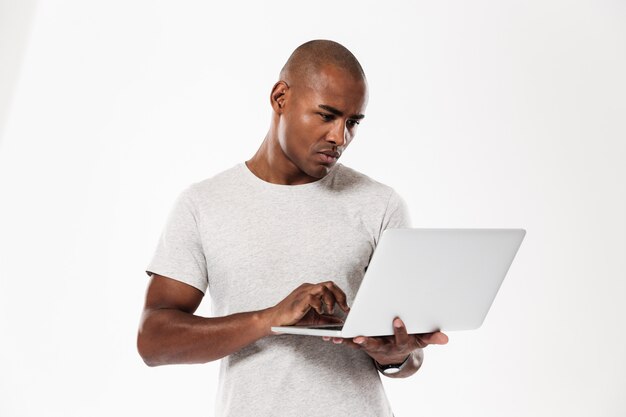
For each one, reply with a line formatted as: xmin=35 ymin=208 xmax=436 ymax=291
xmin=137 ymin=274 xmax=349 ymax=367
xmin=137 ymin=274 xmax=269 ymax=366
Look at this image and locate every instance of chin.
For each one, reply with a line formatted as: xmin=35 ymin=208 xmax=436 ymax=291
xmin=295 ymin=156 xmax=333 ymax=180
xmin=307 ymin=164 xmax=331 ymax=179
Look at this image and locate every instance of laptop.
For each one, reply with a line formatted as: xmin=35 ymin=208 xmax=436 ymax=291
xmin=271 ymin=228 xmax=526 ymax=338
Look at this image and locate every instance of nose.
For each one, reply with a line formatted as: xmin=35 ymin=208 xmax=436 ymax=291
xmin=326 ymin=119 xmax=348 ymax=148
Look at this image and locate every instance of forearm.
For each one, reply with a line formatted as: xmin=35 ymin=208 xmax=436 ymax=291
xmin=137 ymin=307 xmax=272 ymax=366
xmin=379 ymin=348 xmax=424 ymax=379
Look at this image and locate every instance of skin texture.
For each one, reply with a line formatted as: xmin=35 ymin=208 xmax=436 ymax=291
xmin=137 ymin=40 xmax=448 ymax=377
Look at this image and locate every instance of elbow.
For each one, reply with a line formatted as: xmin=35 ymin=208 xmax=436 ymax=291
xmin=137 ymin=331 xmax=160 ymax=367
xmin=142 ymin=357 xmax=160 ymax=368
xmin=137 ymin=312 xmax=165 ymax=367
xmin=141 ymin=356 xmax=159 ymax=367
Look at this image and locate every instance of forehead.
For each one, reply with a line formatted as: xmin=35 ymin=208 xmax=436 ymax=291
xmin=296 ymin=65 xmax=368 ymax=111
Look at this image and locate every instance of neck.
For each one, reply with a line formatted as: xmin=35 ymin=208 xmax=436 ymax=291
xmin=246 ymin=129 xmax=319 ymax=186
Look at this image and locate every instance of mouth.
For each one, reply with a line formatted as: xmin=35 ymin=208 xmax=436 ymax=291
xmin=317 ymin=152 xmax=338 ymax=164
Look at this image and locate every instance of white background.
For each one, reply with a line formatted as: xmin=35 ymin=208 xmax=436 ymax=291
xmin=1 ymin=1 xmax=625 ymax=416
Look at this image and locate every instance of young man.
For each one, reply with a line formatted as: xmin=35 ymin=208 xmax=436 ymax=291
xmin=138 ymin=39 xmax=448 ymax=417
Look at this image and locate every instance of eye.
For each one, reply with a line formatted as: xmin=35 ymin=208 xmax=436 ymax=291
xmin=319 ymin=113 xmax=334 ymax=121
xmin=347 ymin=119 xmax=360 ymax=128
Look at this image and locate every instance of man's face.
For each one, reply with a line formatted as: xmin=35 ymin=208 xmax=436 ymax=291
xmin=276 ymin=65 xmax=368 ymax=179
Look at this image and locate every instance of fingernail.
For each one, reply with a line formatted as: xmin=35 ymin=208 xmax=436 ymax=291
xmin=394 ymin=318 xmax=403 ymax=328
xmin=354 ymin=337 xmax=364 ymax=344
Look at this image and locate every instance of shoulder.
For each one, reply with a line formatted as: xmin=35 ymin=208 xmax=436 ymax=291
xmin=182 ymin=163 xmax=243 ymax=204
xmin=333 ymin=163 xmax=397 ymax=199
xmin=333 ymin=164 xmax=412 ymax=231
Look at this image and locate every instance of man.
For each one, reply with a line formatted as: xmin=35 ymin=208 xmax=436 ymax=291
xmin=138 ymin=39 xmax=448 ymax=416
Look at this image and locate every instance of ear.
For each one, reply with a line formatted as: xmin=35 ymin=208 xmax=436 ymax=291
xmin=270 ymin=81 xmax=289 ymax=114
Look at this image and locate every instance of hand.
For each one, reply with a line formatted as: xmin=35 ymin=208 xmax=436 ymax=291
xmin=265 ymin=281 xmax=350 ymax=334
xmin=293 ymin=309 xmax=345 ymax=327
xmin=322 ymin=317 xmax=448 ymax=365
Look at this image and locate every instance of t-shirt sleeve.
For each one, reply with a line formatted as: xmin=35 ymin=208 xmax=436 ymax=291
xmin=367 ymin=188 xmax=412 ymax=265
xmin=378 ymin=188 xmax=412 ymax=239
xmin=145 ymin=186 xmax=209 ymax=294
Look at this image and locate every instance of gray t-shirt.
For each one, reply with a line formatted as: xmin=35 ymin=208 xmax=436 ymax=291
xmin=145 ymin=161 xmax=412 ymax=417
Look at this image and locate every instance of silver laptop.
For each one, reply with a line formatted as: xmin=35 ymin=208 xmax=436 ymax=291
xmin=271 ymin=228 xmax=526 ymax=338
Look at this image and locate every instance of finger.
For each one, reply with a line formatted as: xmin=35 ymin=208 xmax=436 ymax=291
xmin=392 ymin=317 xmax=410 ymax=349
xmin=415 ymin=331 xmax=449 ymax=346
xmin=321 ymin=281 xmax=350 ymax=312
xmin=319 ymin=286 xmax=336 ymax=315
xmin=353 ymin=336 xmax=384 ymax=352
xmin=323 ymin=337 xmax=362 ymax=350
xmin=340 ymin=338 xmax=364 ymax=350
xmin=307 ymin=285 xmax=334 ymax=315
xmin=422 ymin=331 xmax=449 ymax=345
xmin=303 ymin=293 xmax=323 ymax=315
xmin=332 ymin=337 xmax=343 ymax=344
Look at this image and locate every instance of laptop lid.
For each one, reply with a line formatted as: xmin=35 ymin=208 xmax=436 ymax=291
xmin=338 ymin=228 xmax=526 ymax=337
xmin=271 ymin=228 xmax=525 ymax=337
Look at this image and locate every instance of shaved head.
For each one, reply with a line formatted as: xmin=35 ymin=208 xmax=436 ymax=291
xmin=279 ymin=40 xmax=366 ymax=88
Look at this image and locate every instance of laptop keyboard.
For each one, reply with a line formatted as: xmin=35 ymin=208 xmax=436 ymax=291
xmin=304 ymin=325 xmax=344 ymax=330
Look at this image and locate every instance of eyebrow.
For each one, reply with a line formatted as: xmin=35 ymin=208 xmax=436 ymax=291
xmin=318 ymin=104 xmax=365 ymax=120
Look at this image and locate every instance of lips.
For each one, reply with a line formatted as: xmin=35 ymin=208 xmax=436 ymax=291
xmin=317 ymin=151 xmax=339 ymax=164
xmin=319 ymin=150 xmax=340 ymax=158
